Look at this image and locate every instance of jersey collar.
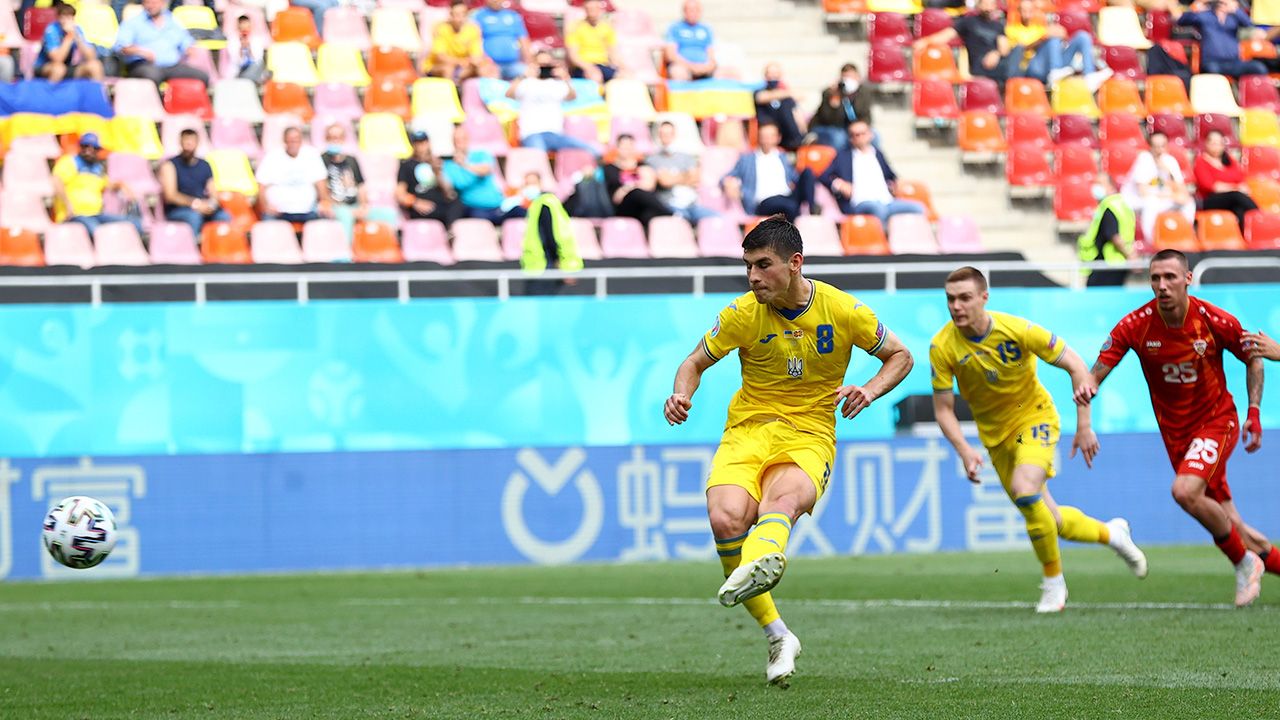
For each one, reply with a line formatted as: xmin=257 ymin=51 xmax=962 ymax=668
xmin=963 ymin=313 xmax=995 ymax=344
xmin=772 ymin=279 xmax=814 ymax=321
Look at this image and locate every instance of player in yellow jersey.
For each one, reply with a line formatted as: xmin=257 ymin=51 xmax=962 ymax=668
xmin=930 ymin=267 xmax=1148 ymax=613
xmin=663 ymin=216 xmax=914 ymax=686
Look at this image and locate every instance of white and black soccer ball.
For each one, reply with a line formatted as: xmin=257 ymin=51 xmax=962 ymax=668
xmin=42 ymin=496 xmax=118 ymax=569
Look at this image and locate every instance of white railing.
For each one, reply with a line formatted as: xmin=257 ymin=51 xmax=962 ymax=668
xmin=1192 ymin=257 xmax=1280 ymax=287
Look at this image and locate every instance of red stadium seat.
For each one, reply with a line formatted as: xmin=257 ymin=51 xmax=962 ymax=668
xmin=1099 ymin=112 xmax=1148 ymax=150
xmin=520 ymin=9 xmax=563 ymax=50
xmin=1101 ymin=46 xmax=1145 ymax=82
xmin=1239 ymin=75 xmax=1280 ymax=113
xmin=1006 ymin=78 xmax=1051 ymax=118
xmin=916 ymin=9 xmax=959 ymax=46
xmin=1195 ymin=114 xmax=1239 ymax=148
xmin=1006 ymin=145 xmax=1053 ymax=193
xmin=1243 ymin=146 xmax=1280 ymax=181
xmin=840 ymin=215 xmax=890 ymax=255
xmin=1102 ymin=144 xmax=1141 ymax=178
xmin=22 ymin=7 xmax=55 ymax=42
xmin=1053 ymin=114 xmax=1097 ymax=148
xmin=1054 ymin=144 xmax=1098 ymax=180
xmin=162 ymin=78 xmax=212 ymax=120
xmin=912 ymin=80 xmax=960 ymax=122
xmin=1056 ymin=9 xmax=1094 ymax=40
xmin=1054 ymin=176 xmax=1098 ymax=224
xmin=869 ymin=12 xmax=911 ymax=45
xmin=1196 ymin=210 xmax=1246 ymax=250
xmin=867 ymin=41 xmax=910 ymax=85
xmin=1006 ymin=112 xmax=1052 ymax=152
xmin=960 ymin=78 xmax=1003 ymax=114
xmin=1244 ymin=211 xmax=1280 ymax=248
xmin=1148 ymin=112 xmax=1191 ymax=150
xmin=1145 ymin=11 xmax=1174 ymax=43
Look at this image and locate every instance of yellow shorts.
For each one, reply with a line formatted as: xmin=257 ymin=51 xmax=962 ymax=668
xmin=706 ymin=419 xmax=834 ymax=502
xmin=987 ymin=417 xmax=1059 ymax=496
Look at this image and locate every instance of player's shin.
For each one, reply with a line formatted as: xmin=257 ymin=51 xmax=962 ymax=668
xmin=1015 ymin=493 xmax=1063 ymax=577
xmin=1057 ymin=505 xmax=1111 ymax=545
xmin=1261 ymin=546 xmax=1280 ymax=576
xmin=740 ymin=513 xmax=793 ymax=564
xmin=717 ymin=532 xmax=785 ymax=632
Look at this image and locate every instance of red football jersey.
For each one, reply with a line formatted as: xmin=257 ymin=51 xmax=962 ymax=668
xmin=1097 ymin=296 xmax=1249 ymax=445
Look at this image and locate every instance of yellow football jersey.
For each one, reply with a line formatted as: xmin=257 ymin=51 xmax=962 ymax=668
xmin=702 ymin=279 xmax=887 ymax=442
xmin=929 ymin=311 xmax=1067 ymax=447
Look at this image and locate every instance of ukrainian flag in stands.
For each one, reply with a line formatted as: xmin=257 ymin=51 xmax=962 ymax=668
xmin=477 ymin=78 xmax=609 ymax=136
xmin=666 ymin=79 xmax=759 ymax=119
xmin=0 ymin=80 xmax=114 ymax=145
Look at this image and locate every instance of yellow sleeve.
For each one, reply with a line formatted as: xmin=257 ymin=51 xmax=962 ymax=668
xmin=702 ymin=301 xmax=750 ymax=361
xmin=1020 ymin=320 xmax=1068 ymax=364
xmin=929 ymin=342 xmax=954 ymax=392
xmin=565 ymin=22 xmax=583 ymax=52
xmin=844 ymin=297 xmax=887 ymax=355
xmin=52 ymin=155 xmax=75 ymax=184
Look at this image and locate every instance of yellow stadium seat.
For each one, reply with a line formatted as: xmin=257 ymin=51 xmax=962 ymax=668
xmin=1254 ymin=0 xmax=1280 ymax=25
xmin=267 ymin=42 xmax=319 ymax=87
xmin=1097 ymin=6 xmax=1152 ymax=49
xmin=410 ymin=77 xmax=465 ymax=123
xmin=78 ymin=4 xmax=119 ymax=49
xmin=1051 ymin=76 xmax=1099 ymax=119
xmin=604 ymin=78 xmax=656 ymax=121
xmin=106 ymin=116 xmax=163 ymax=160
xmin=370 ymin=8 xmax=422 ymax=52
xmin=866 ymin=0 xmax=922 ymax=13
xmin=207 ymin=149 xmax=260 ymax=196
xmin=317 ymin=43 xmax=371 ymax=88
xmin=172 ymin=5 xmax=225 ymax=50
xmin=358 ymin=113 xmax=412 ymax=159
xmin=1189 ymin=74 xmax=1243 ymax=117
xmin=1241 ymin=109 xmax=1280 ymax=148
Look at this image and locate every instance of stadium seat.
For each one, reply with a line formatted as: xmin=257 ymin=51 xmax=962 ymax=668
xmin=1006 ymin=113 xmax=1052 ymax=151
xmin=647 ymin=216 xmax=699 ymax=258
xmin=43 ymin=223 xmax=94 ymax=267
xmin=1053 ymin=114 xmax=1097 ymax=148
xmin=0 ymin=227 xmax=44 ymax=266
xmin=796 ymin=145 xmax=838 ymax=175
xmin=207 ymin=149 xmax=260 ymax=196
xmin=463 ymin=113 xmax=511 ymax=158
xmin=1006 ymin=78 xmax=1052 ymax=118
xmin=895 ymin=180 xmax=938 ymax=221
xmin=824 ymin=0 xmax=869 ymax=14
xmin=93 ymin=222 xmax=149 ymax=266
xmin=614 ymin=41 xmax=662 ymax=85
xmin=569 ymin=218 xmax=604 ymax=261
xmin=106 ymin=117 xmax=164 ymax=160
xmin=1100 ymin=112 xmax=1149 ymax=150
xmin=1097 ymin=6 xmax=1152 ymax=48
xmin=609 ymin=117 xmax=653 ymax=154
xmin=251 ymin=221 xmax=305 ymax=264
xmin=201 ymin=222 xmax=252 ymax=264
xmin=840 ymin=215 xmax=890 ymax=255
xmin=213 ymin=79 xmax=266 ymax=123
xmin=401 ymin=220 xmax=455 ymax=264
xmin=611 ymin=7 xmax=655 ymax=38
xmin=499 ymin=218 xmax=526 ymax=261
xmin=935 ymin=215 xmax=984 ymax=253
xmin=267 ymin=42 xmax=319 ymax=87
xmin=148 ymin=222 xmax=202 ymax=265
xmin=323 ymin=6 xmax=372 ymax=51
xmin=1098 ymin=78 xmax=1145 ymax=116
xmin=107 ymin=153 xmax=161 ymax=198
xmin=1244 ymin=210 xmax=1280 ymax=248
xmin=272 ymin=6 xmax=321 ymax=50
xmin=369 ymin=47 xmax=417 ymax=88
xmin=887 ymin=214 xmax=938 ymax=254
xmin=600 ymin=217 xmax=649 ymax=258
xmin=912 ymin=79 xmax=961 ymax=123
xmin=7 ymin=134 xmax=59 ymax=159
xmin=21 ymin=7 xmax=55 ymax=42
xmin=1239 ymin=75 xmax=1280 ymax=113
xmin=1051 ymin=77 xmax=1100 ymax=119
xmin=913 ymin=46 xmax=960 ymax=84
xmin=314 ymin=83 xmax=365 ymax=121
xmin=172 ymin=5 xmax=223 ymax=49
xmin=78 ymin=4 xmax=119 ymax=50
xmin=696 ymin=216 xmax=743 ymax=258
xmin=3 ymin=150 xmax=53 ymax=197
xmin=793 ymin=215 xmax=842 ymax=256
xmin=960 ymin=78 xmax=1003 ymax=115
xmin=364 ymin=79 xmax=412 ymax=120
xmin=1195 ymin=210 xmax=1246 ymax=250
xmin=504 ymin=147 xmax=556 ymax=189
xmin=1148 ymin=112 xmax=1191 ymax=150
xmin=1152 ymin=211 xmax=1199 ymax=251
xmin=1196 ymin=114 xmax=1239 ymax=148
xmin=1146 ymin=76 xmax=1193 ymax=117
xmin=358 ymin=113 xmax=413 ymax=159
xmin=1101 ymin=46 xmax=1145 ymax=82
xmin=113 ymin=78 xmax=166 ymax=122
xmin=605 ymin=79 xmax=657 ymax=120
xmin=1246 ymin=177 xmax=1280 ymax=213
xmin=916 ymin=8 xmax=958 ymax=46
xmin=263 ymin=82 xmax=315 ymax=121
xmin=1054 ymin=176 xmax=1097 ymax=224
xmin=451 ymin=219 xmax=504 ymax=261
xmin=210 ymin=118 xmax=264 ymax=161
xmin=411 ymin=78 xmax=466 ymax=123
xmin=353 ymin=221 xmax=404 ymax=263
xmin=1006 ymin=145 xmax=1053 ymax=195
xmin=1054 ymin=144 xmax=1098 ymax=180
xmin=1243 ymin=146 xmax=1280 ymax=180
xmin=317 ymin=44 xmax=372 ymax=88
xmin=521 ymin=9 xmax=563 ymax=50
xmin=552 ymin=148 xmax=595 ymax=196
xmin=1190 ymin=74 xmax=1243 ymax=117
xmin=1241 ymin=109 xmax=1280 ymax=148
xmin=869 ymin=12 xmax=911 ymax=45
xmin=867 ymin=41 xmax=910 ymax=86
xmin=867 ymin=0 xmax=923 ymax=14
xmin=371 ymin=8 xmax=422 ymax=51
xmin=1101 ymin=144 xmax=1141 ymax=179
xmin=162 ymin=78 xmax=213 ymax=120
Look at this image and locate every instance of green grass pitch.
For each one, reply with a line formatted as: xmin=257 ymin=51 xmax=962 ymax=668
xmin=2 ymin=546 xmax=1277 ymax=719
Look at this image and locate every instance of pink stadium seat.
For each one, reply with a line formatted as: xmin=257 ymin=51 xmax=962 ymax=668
xmin=609 ymin=117 xmax=654 ymax=154
xmin=1054 ymin=176 xmax=1097 ymax=223
xmin=1006 ymin=145 xmax=1053 ymax=189
xmin=401 ymin=219 xmax=456 ymax=264
xmin=1100 ymin=112 xmax=1148 ymax=151
xmin=869 ymin=12 xmax=910 ymax=45
xmin=313 ymin=82 xmax=364 ymax=121
xmin=960 ymin=78 xmax=1003 ymax=115
xmin=912 ymin=79 xmax=961 ymax=122
xmin=696 ymin=216 xmax=743 ymax=258
xmin=4 ymin=151 xmax=53 ymax=197
xmin=149 ymin=222 xmax=202 ymax=264
xmin=504 ymin=148 xmax=556 ymax=189
xmin=1053 ymin=114 xmax=1097 ymax=148
xmin=113 ymin=78 xmax=166 ymax=122
xmin=210 ymin=118 xmax=263 ymax=161
xmin=250 ymin=221 xmax=305 ymax=264
xmin=451 ymin=219 xmax=504 ymax=262
xmin=463 ymin=112 xmax=510 ymax=157
xmin=887 ymin=214 xmax=938 ymax=254
xmin=323 ymin=6 xmax=372 ymax=51
xmin=107 ymin=153 xmax=161 ymax=198
xmin=358 ymin=152 xmax=400 ymax=196
xmin=93 ymin=222 xmax=150 ymax=266
xmin=867 ymin=41 xmax=910 ymax=85
xmin=611 ymin=8 xmax=655 ymax=39
xmin=793 ymin=215 xmax=842 ymax=256
xmin=301 ymin=219 xmax=352 ymax=262
xmin=569 ymin=218 xmax=603 ymax=260
xmin=1196 ymin=113 xmax=1239 ymax=148
xmin=1148 ymin=112 xmax=1190 ymax=150
xmin=500 ymin=218 xmax=526 ymax=261
xmin=615 ymin=41 xmax=661 ymax=85
xmin=311 ymin=116 xmax=358 ymax=154
xmin=460 ymin=78 xmax=486 ymax=114
xmin=554 ymin=148 xmax=596 ymax=196
xmin=7 ymin=134 xmax=59 ymax=158
xmin=564 ymin=115 xmax=602 ymax=151
xmin=43 ymin=222 xmax=94 ymax=267
xmin=647 ymin=216 xmax=698 ymax=258
xmin=600 ymin=217 xmax=649 ymax=258
xmin=1239 ymin=75 xmax=1280 ymax=113
xmin=1102 ymin=45 xmax=1145 ymax=81
xmin=935 ymin=215 xmax=984 ymax=253
xmin=1006 ymin=113 xmax=1052 ymax=152
xmin=161 ymin=115 xmax=212 ymax=157
xmin=1055 ymin=144 xmax=1098 ymax=180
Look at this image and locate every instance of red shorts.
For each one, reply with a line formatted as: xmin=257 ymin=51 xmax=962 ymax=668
xmin=1164 ymin=421 xmax=1238 ymax=502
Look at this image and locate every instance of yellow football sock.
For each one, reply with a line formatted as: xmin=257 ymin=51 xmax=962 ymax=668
xmin=740 ymin=512 xmax=792 ymax=565
xmin=716 ymin=532 xmax=779 ymax=627
xmin=1014 ymin=493 xmax=1062 ymax=577
xmin=1057 ymin=505 xmax=1110 ymax=545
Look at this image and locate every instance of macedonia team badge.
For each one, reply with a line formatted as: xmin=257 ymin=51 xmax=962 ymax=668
xmin=1193 ymin=339 xmax=1207 ymax=356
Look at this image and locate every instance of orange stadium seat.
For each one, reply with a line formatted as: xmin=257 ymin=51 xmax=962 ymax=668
xmin=271 ymin=6 xmax=321 ymax=50
xmin=1240 ymin=38 xmax=1278 ymax=61
xmin=795 ymin=145 xmax=837 ymax=175
xmin=913 ymin=46 xmax=960 ymax=83
xmin=1196 ymin=210 xmax=1246 ymax=250
xmin=262 ymin=82 xmax=314 ymax=121
xmin=1243 ymin=146 xmax=1280 ymax=181
xmin=1100 ymin=112 xmax=1148 ymax=151
xmin=201 ymin=223 xmax=252 ymax=264
xmin=1152 ymin=211 xmax=1199 ymax=251
xmin=353 ymin=222 xmax=404 ymax=263
xmin=1245 ymin=211 xmax=1280 ymax=248
xmin=1053 ymin=114 xmax=1096 ymax=148
xmin=0 ymin=228 xmax=45 ymax=266
xmin=1006 ymin=78 xmax=1052 ymax=118
xmin=1146 ymin=75 xmax=1194 ymax=117
xmin=1247 ymin=177 xmax=1280 ymax=213
xmin=369 ymin=47 xmax=417 ymax=88
xmin=824 ymin=0 xmax=868 ymax=15
xmin=840 ymin=215 xmax=890 ymax=255
xmin=364 ymin=79 xmax=412 ymax=120
xmin=1054 ymin=144 xmax=1098 ymax=180
xmin=1098 ymin=78 xmax=1145 ymax=116
xmin=1006 ymin=113 xmax=1052 ymax=151
xmin=912 ymin=80 xmax=960 ymax=122
xmin=958 ymin=111 xmax=1007 ymax=157
xmin=894 ymin=180 xmax=939 ymax=221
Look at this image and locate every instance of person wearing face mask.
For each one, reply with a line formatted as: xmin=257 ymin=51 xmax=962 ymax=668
xmin=1076 ymin=174 xmax=1136 ymax=287
xmin=160 ymin=129 xmax=230 ymax=237
xmin=753 ymin=62 xmax=806 ymax=151
xmin=807 ymin=63 xmax=871 ymax=150
xmin=321 ymin=123 xmax=397 ymax=241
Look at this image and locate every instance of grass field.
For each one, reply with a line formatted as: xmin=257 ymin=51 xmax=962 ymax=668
xmin=2 ymin=545 xmax=1277 ymax=719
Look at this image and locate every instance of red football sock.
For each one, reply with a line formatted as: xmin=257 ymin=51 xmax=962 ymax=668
xmin=1214 ymin=527 xmax=1247 ymax=565
xmin=1261 ymin=547 xmax=1280 ymax=576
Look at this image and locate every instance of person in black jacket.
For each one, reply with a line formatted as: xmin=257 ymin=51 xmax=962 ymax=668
xmin=603 ymin=134 xmax=671 ymax=228
xmin=807 ymin=63 xmax=871 ymax=150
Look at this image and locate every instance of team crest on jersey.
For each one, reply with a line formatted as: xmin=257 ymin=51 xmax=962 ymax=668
xmin=1193 ymin=339 xmax=1208 ymax=356
xmin=784 ymin=329 xmax=804 ymax=339
xmin=710 ymin=318 xmax=720 ymax=337
xmin=1100 ymin=337 xmax=1113 ymax=353
xmin=787 ymin=355 xmax=804 ymax=378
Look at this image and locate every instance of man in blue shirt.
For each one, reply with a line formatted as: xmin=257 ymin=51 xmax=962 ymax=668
xmin=473 ymin=0 xmax=530 ymax=81
xmin=443 ymin=125 xmax=513 ymax=224
xmin=664 ymin=0 xmax=717 ymax=80
xmin=1177 ymin=0 xmax=1275 ymax=77
xmin=114 ymin=0 xmax=208 ymax=86
xmin=35 ymin=3 xmax=104 ymax=83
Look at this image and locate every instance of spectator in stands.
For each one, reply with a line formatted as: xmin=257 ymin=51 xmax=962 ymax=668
xmin=1177 ymin=0 xmax=1279 ymax=77
xmin=428 ymin=1 xmax=487 ymax=81
xmin=225 ymin=14 xmax=266 ymax=84
xmin=754 ymin=63 xmax=806 ymax=151
xmin=322 ymin=123 xmax=395 ymax=241
xmin=474 ymin=0 xmax=531 ymax=81
xmin=256 ymin=126 xmax=331 ymax=224
xmin=722 ymin=123 xmax=815 ymax=222
xmin=444 ymin=125 xmax=509 ymax=224
xmin=1194 ymin=129 xmax=1259 ymax=232
xmin=397 ymin=130 xmax=465 ymax=227
xmin=498 ymin=171 xmax=545 ymax=220
xmin=507 ymin=51 xmax=599 ymax=155
xmin=1077 ymin=174 xmax=1136 ymax=287
xmin=819 ymin=120 xmax=925 ymax=230
xmin=115 ymin=0 xmax=208 ymax=86
xmin=35 ymin=4 xmax=104 ymax=83
xmin=915 ymin=0 xmax=1015 ymax=84
xmin=1006 ymin=0 xmax=1111 ymax=88
xmin=565 ymin=0 xmax=618 ymax=84
xmin=604 ymin=134 xmax=672 ymax=228
xmin=160 ymin=129 xmax=229 ymax=236
xmin=51 ymin=133 xmax=143 ymax=237
xmin=289 ymin=0 xmax=339 ymax=36
xmin=1121 ymin=131 xmax=1195 ymax=243
xmin=807 ymin=63 xmax=871 ymax=151
xmin=649 ymin=121 xmax=719 ymax=224
xmin=665 ymin=0 xmax=717 ymax=81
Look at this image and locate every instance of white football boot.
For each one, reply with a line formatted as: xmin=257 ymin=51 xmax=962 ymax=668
xmin=717 ymin=552 xmax=786 ymax=607
xmin=1035 ymin=575 xmax=1068 ymax=613
xmin=1235 ymin=551 xmax=1263 ymax=608
xmin=765 ymin=631 xmax=801 ymax=687
xmin=1106 ymin=518 xmax=1149 ymax=579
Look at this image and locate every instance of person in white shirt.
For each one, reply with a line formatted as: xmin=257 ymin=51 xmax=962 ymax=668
xmin=506 ymin=50 xmax=599 ymax=155
xmin=1120 ymin=131 xmax=1195 ymax=243
xmin=721 ymin=124 xmax=815 ymax=221
xmin=256 ymin=126 xmax=331 ymax=223
xmin=818 ymin=120 xmax=925 ymax=230
xmin=225 ymin=15 xmax=266 ymax=84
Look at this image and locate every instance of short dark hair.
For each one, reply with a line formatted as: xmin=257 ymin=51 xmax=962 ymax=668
xmin=179 ymin=128 xmax=199 ymax=139
xmin=56 ymin=2 xmax=76 ymax=16
xmin=237 ymin=14 xmax=249 ymax=23
xmin=757 ymin=122 xmax=779 ymax=134
xmin=946 ymin=266 xmax=988 ymax=292
xmin=658 ymin=121 xmax=675 ymax=131
xmin=451 ymin=0 xmax=467 ymax=6
xmin=841 ymin=63 xmax=858 ymax=74
xmin=742 ymin=215 xmax=803 ymax=258
xmin=1151 ymin=249 xmax=1189 ymax=270
xmin=616 ymin=133 xmax=634 ymax=143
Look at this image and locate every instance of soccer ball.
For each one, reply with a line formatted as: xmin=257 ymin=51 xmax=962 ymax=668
xmin=42 ymin=496 xmax=118 ymax=569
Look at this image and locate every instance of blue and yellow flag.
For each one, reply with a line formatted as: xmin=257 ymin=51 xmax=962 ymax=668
xmin=666 ymin=79 xmax=760 ymax=120
xmin=0 ymin=79 xmax=114 ymax=146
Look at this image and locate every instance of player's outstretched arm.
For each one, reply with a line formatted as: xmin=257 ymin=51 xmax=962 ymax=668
xmin=932 ymin=390 xmax=984 ymax=483
xmin=1089 ymin=358 xmax=1115 ymax=389
xmin=835 ymin=329 xmax=913 ymax=420
xmin=1051 ymin=347 xmax=1098 ymax=406
xmin=665 ymin=341 xmax=717 ymax=426
xmin=1244 ymin=355 xmax=1264 ymax=453
xmin=1243 ymin=330 xmax=1280 ymax=361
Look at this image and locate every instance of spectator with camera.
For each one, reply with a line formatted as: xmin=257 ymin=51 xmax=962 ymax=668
xmin=507 ymin=51 xmax=599 ymax=155
xmin=808 ymin=63 xmax=871 ymax=150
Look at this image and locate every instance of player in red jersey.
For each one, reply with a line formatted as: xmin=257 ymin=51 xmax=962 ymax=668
xmin=1090 ymin=250 xmax=1269 ymax=608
